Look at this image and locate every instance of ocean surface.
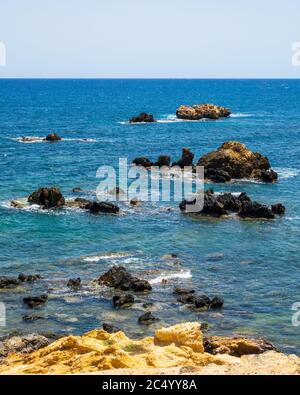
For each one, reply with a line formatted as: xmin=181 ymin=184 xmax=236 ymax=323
xmin=0 ymin=79 xmax=299 ymax=354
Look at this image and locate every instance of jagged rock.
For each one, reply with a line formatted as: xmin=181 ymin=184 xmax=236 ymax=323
xmin=97 ymin=266 xmax=152 ymax=292
xmin=180 ymin=190 xmax=228 ymax=217
xmin=0 ymin=333 xmax=51 ymax=358
xmin=67 ymin=278 xmax=81 ymax=288
xmin=173 ymin=287 xmax=195 ymax=295
xmin=155 ymin=155 xmax=171 ymax=167
xmin=204 ymin=336 xmax=276 ymax=357
xmin=22 ymin=315 xmax=44 ymax=322
xmin=102 ymin=323 xmax=121 ymax=333
xmin=271 ymin=203 xmax=286 ymax=215
xmin=0 ymin=276 xmax=21 ymax=288
xmin=138 ymin=312 xmax=159 ymax=325
xmin=88 ymin=201 xmax=119 ymax=214
xmin=129 ymin=113 xmax=156 ymax=123
xmin=204 ymin=168 xmax=231 ymax=183
xmin=177 ymin=293 xmax=196 ymax=304
xmin=45 ymin=133 xmax=61 ymax=142
xmin=18 ymin=274 xmax=41 ymax=283
xmin=238 ymin=201 xmax=275 ymax=219
xmin=28 ymin=187 xmax=65 ymax=209
xmin=132 ymin=157 xmax=153 ymax=168
xmin=112 ymin=294 xmax=134 ymax=308
xmin=173 ymin=148 xmax=194 ymax=168
xmin=176 ymin=104 xmax=231 ymax=120
xmin=210 ymin=296 xmax=224 ymax=308
xmin=194 ymin=295 xmax=211 ymax=309
xmin=198 ymin=142 xmax=277 ymax=182
xmin=23 ymin=295 xmax=48 ymax=308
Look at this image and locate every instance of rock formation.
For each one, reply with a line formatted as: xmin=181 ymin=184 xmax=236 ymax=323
xmin=45 ymin=133 xmax=61 ymax=142
xmin=97 ymin=266 xmax=152 ymax=292
xmin=129 ymin=113 xmax=156 ymax=123
xmin=28 ymin=187 xmax=65 ymax=209
xmin=176 ymin=104 xmax=231 ymax=120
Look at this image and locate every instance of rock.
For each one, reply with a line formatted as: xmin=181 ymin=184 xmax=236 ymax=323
xmin=132 ymin=157 xmax=153 ymax=168
xmin=216 ymin=192 xmax=250 ymax=211
xmin=173 ymin=287 xmax=195 ymax=295
xmin=18 ymin=274 xmax=41 ymax=283
xmin=173 ymin=148 xmax=194 ymax=168
xmin=45 ymin=133 xmax=61 ymax=142
xmin=176 ymin=104 xmax=231 ymax=120
xmin=0 ymin=333 xmax=51 ymax=358
xmin=271 ymin=203 xmax=286 ymax=215
xmin=142 ymin=302 xmax=154 ymax=309
xmin=112 ymin=294 xmax=134 ymax=308
xmin=194 ymin=295 xmax=211 ymax=309
xmin=238 ymin=201 xmax=275 ymax=219
xmin=130 ymin=198 xmax=142 ymax=206
xmin=155 ymin=155 xmax=171 ymax=167
xmin=204 ymin=168 xmax=232 ymax=183
xmin=22 ymin=315 xmax=44 ymax=322
xmin=204 ymin=336 xmax=276 ymax=357
xmin=97 ymin=266 xmax=152 ymax=292
xmin=198 ymin=142 xmax=277 ymax=182
xmin=0 ymin=276 xmax=21 ymax=289
xmin=88 ymin=201 xmax=119 ymax=214
xmin=66 ymin=198 xmax=91 ymax=209
xmin=179 ymin=190 xmax=228 ymax=217
xmin=210 ymin=296 xmax=224 ymax=308
xmin=102 ymin=323 xmax=121 ymax=333
xmin=177 ymin=294 xmax=196 ymax=304
xmin=72 ymin=187 xmax=83 ymax=193
xmin=28 ymin=187 xmax=65 ymax=209
xmin=138 ymin=312 xmax=159 ymax=325
xmin=67 ymin=278 xmax=81 ymax=288
xmin=23 ymin=295 xmax=48 ymax=308
xmin=129 ymin=113 xmax=156 ymax=123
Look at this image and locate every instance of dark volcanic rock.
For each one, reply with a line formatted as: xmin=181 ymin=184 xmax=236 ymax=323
xmin=0 ymin=276 xmax=21 ymax=289
xmin=173 ymin=148 xmax=194 ymax=168
xmin=67 ymin=278 xmax=81 ymax=288
xmin=0 ymin=333 xmax=51 ymax=358
xmin=238 ymin=201 xmax=275 ymax=219
xmin=102 ymin=323 xmax=121 ymax=333
xmin=28 ymin=187 xmax=65 ymax=209
xmin=45 ymin=133 xmax=61 ymax=142
xmin=23 ymin=294 xmax=48 ymax=308
xmin=194 ymin=295 xmax=211 ymax=309
xmin=204 ymin=168 xmax=231 ymax=183
xmin=88 ymin=201 xmax=119 ymax=214
xmin=97 ymin=266 xmax=152 ymax=292
xmin=177 ymin=294 xmax=196 ymax=304
xmin=112 ymin=294 xmax=134 ymax=308
xmin=155 ymin=155 xmax=171 ymax=167
xmin=18 ymin=274 xmax=41 ymax=283
xmin=210 ymin=296 xmax=224 ymax=309
xmin=173 ymin=287 xmax=195 ymax=295
xmin=198 ymin=141 xmax=277 ymax=183
xmin=129 ymin=112 xmax=156 ymax=123
xmin=138 ymin=312 xmax=159 ymax=325
xmin=132 ymin=157 xmax=153 ymax=168
xmin=179 ymin=190 xmax=228 ymax=217
xmin=176 ymin=104 xmax=231 ymax=120
xmin=271 ymin=203 xmax=286 ymax=215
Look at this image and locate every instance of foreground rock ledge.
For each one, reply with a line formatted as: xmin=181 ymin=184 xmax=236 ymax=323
xmin=0 ymin=322 xmax=299 ymax=375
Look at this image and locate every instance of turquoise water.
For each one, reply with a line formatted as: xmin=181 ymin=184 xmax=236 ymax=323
xmin=0 ymin=79 xmax=299 ymax=354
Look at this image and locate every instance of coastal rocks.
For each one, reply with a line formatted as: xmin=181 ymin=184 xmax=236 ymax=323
xmin=129 ymin=113 xmax=156 ymax=123
xmin=238 ymin=201 xmax=275 ymax=219
xmin=88 ymin=201 xmax=120 ymax=214
xmin=97 ymin=266 xmax=152 ymax=292
xmin=173 ymin=148 xmax=194 ymax=168
xmin=210 ymin=296 xmax=225 ymax=308
xmin=132 ymin=157 xmax=153 ymax=168
xmin=155 ymin=155 xmax=171 ymax=167
xmin=67 ymin=278 xmax=81 ymax=288
xmin=173 ymin=287 xmax=195 ymax=295
xmin=112 ymin=294 xmax=135 ymax=308
xmin=271 ymin=203 xmax=286 ymax=215
xmin=18 ymin=273 xmax=41 ymax=283
xmin=0 ymin=276 xmax=21 ymax=289
xmin=45 ymin=133 xmax=61 ymax=142
xmin=204 ymin=336 xmax=276 ymax=357
xmin=176 ymin=104 xmax=231 ymax=120
xmin=176 ymin=288 xmax=224 ymax=310
xmin=198 ymin=142 xmax=277 ymax=183
xmin=23 ymin=295 xmax=48 ymax=308
xmin=138 ymin=312 xmax=159 ymax=325
xmin=204 ymin=168 xmax=231 ymax=183
xmin=0 ymin=333 xmax=51 ymax=358
xmin=102 ymin=323 xmax=121 ymax=333
xmin=28 ymin=187 xmax=65 ymax=209
xmin=179 ymin=190 xmax=227 ymax=217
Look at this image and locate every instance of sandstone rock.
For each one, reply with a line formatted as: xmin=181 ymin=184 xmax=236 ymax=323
xmin=198 ymin=142 xmax=277 ymax=182
xmin=176 ymin=104 xmax=231 ymax=120
xmin=45 ymin=133 xmax=61 ymax=142
xmin=28 ymin=187 xmax=65 ymax=209
xmin=138 ymin=312 xmax=159 ymax=325
xmin=271 ymin=203 xmax=286 ymax=215
xmin=97 ymin=266 xmax=152 ymax=292
xmin=23 ymin=294 xmax=48 ymax=308
xmin=129 ymin=113 xmax=156 ymax=123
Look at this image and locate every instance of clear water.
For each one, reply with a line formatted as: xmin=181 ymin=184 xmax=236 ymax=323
xmin=0 ymin=79 xmax=299 ymax=354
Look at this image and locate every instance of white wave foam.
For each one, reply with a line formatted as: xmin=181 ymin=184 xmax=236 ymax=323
xmin=149 ymin=269 xmax=192 ymax=285
xmin=82 ymin=252 xmax=131 ymax=262
xmin=230 ymin=113 xmax=253 ymax=118
xmin=273 ymin=168 xmax=299 ymax=180
xmin=12 ymin=137 xmax=97 ymax=144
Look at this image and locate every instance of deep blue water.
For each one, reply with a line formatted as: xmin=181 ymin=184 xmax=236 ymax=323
xmin=0 ymin=79 xmax=299 ymax=354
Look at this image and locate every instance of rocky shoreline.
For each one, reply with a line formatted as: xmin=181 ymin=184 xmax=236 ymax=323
xmin=0 ymin=322 xmax=299 ymax=375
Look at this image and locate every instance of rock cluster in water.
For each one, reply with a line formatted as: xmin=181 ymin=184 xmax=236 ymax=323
xmin=0 ymin=274 xmax=41 ymax=289
xmin=129 ymin=112 xmax=156 ymax=123
xmin=176 ymin=104 xmax=231 ymax=120
xmin=97 ymin=266 xmax=152 ymax=292
xmin=174 ymin=287 xmax=224 ymax=310
xmin=180 ymin=189 xmax=285 ymax=219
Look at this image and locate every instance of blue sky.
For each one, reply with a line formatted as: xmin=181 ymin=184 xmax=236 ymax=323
xmin=0 ymin=0 xmax=299 ymax=78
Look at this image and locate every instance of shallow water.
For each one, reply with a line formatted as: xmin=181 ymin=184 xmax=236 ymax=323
xmin=0 ymin=79 xmax=299 ymax=354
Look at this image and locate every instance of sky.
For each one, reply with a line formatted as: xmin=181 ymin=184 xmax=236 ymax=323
xmin=0 ymin=0 xmax=300 ymax=78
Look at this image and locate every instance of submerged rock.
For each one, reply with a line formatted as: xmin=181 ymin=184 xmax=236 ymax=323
xmin=194 ymin=295 xmax=211 ymax=309
xmin=176 ymin=104 xmax=231 ymax=120
xmin=97 ymin=266 xmax=152 ymax=292
xmin=198 ymin=142 xmax=277 ymax=183
xmin=18 ymin=274 xmax=41 ymax=283
xmin=22 ymin=315 xmax=44 ymax=322
xmin=210 ymin=296 xmax=225 ymax=309
xmin=45 ymin=133 xmax=61 ymax=142
xmin=67 ymin=278 xmax=81 ymax=288
xmin=88 ymin=201 xmax=120 ymax=214
xmin=112 ymin=294 xmax=134 ymax=308
xmin=173 ymin=287 xmax=195 ymax=295
xmin=23 ymin=295 xmax=48 ymax=308
xmin=138 ymin=312 xmax=159 ymax=325
xmin=0 ymin=276 xmax=21 ymax=289
xmin=28 ymin=187 xmax=65 ymax=209
xmin=129 ymin=113 xmax=156 ymax=123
